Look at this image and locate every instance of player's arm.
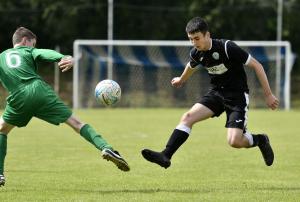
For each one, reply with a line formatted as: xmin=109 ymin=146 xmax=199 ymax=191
xmin=172 ymin=48 xmax=201 ymax=88
xmin=32 ymin=49 xmax=73 ymax=72
xmin=171 ymin=62 xmax=198 ymax=88
xmin=246 ymin=57 xmax=279 ymax=110
xmin=32 ymin=48 xmax=64 ymax=62
xmin=226 ymin=40 xmax=279 ymax=110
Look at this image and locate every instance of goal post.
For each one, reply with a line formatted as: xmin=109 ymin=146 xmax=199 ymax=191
xmin=73 ymin=40 xmax=293 ymax=110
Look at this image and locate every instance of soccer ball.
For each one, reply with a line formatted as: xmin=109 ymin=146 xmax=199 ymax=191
xmin=95 ymin=79 xmax=121 ymax=106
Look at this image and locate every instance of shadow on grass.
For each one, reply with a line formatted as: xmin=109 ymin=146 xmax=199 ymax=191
xmin=73 ymin=188 xmax=203 ymax=194
xmin=3 ymin=186 xmax=300 ymax=194
xmin=68 ymin=186 xmax=300 ymax=194
xmin=260 ymin=187 xmax=300 ymax=191
xmin=3 ymin=188 xmax=206 ymax=194
xmin=6 ymin=170 xmax=72 ymax=173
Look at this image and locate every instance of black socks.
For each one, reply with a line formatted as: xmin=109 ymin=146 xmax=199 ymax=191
xmin=162 ymin=129 xmax=189 ymax=159
xmin=252 ymin=134 xmax=266 ymax=147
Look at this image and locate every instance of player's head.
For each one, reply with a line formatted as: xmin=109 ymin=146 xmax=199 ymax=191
xmin=186 ymin=17 xmax=211 ymax=51
xmin=186 ymin=17 xmax=209 ymax=34
xmin=12 ymin=27 xmax=37 ymax=48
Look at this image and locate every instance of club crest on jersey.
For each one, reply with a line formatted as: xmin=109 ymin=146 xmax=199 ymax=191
xmin=206 ymin=64 xmax=228 ymax=75
xmin=212 ymin=52 xmax=219 ymax=60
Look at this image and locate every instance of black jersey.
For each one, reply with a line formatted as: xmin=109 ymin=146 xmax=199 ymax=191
xmin=189 ymin=39 xmax=251 ymax=92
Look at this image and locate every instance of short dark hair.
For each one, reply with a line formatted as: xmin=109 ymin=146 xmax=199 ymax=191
xmin=12 ymin=27 xmax=37 ymax=46
xmin=185 ymin=17 xmax=209 ymax=34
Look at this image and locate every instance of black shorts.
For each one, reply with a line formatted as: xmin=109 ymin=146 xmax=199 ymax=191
xmin=199 ymin=89 xmax=249 ymax=130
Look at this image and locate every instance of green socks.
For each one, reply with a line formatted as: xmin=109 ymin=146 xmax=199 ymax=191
xmin=80 ymin=124 xmax=112 ymax=151
xmin=0 ymin=134 xmax=7 ymax=175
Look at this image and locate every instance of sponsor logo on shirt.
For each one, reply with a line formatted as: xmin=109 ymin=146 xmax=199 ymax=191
xmin=212 ymin=52 xmax=220 ymax=60
xmin=206 ymin=64 xmax=228 ymax=75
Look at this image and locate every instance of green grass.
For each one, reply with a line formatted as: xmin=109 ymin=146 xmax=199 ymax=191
xmin=1 ymin=109 xmax=300 ymax=201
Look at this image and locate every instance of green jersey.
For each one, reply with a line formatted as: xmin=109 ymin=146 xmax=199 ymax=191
xmin=0 ymin=46 xmax=64 ymax=94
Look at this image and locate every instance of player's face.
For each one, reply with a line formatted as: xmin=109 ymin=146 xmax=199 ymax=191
xmin=187 ymin=31 xmax=211 ymax=51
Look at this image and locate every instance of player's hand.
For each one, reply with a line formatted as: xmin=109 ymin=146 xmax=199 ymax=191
xmin=58 ymin=56 xmax=73 ymax=72
xmin=171 ymin=77 xmax=184 ymax=88
xmin=265 ymin=93 xmax=279 ymax=110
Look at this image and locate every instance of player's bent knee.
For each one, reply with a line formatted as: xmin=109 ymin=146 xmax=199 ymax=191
xmin=228 ymin=139 xmax=241 ymax=148
xmin=180 ymin=112 xmax=194 ymax=124
xmin=65 ymin=116 xmax=85 ymax=133
xmin=0 ymin=125 xmax=12 ymax=134
xmin=0 ymin=118 xmax=14 ymax=134
xmin=227 ymin=135 xmax=243 ymax=148
xmin=227 ymin=129 xmax=244 ymax=148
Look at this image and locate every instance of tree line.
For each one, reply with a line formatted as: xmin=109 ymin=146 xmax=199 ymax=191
xmin=0 ymin=0 xmax=299 ymax=104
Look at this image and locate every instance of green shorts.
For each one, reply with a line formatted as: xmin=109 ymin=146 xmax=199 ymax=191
xmin=2 ymin=79 xmax=72 ymax=127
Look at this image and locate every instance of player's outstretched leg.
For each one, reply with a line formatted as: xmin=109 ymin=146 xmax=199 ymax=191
xmin=257 ymin=134 xmax=274 ymax=166
xmin=102 ymin=148 xmax=130 ymax=172
xmin=0 ymin=174 xmax=5 ymax=187
xmin=141 ymin=149 xmax=171 ymax=169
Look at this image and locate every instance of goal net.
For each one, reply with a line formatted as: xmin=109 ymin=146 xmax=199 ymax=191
xmin=73 ymin=40 xmax=293 ymax=109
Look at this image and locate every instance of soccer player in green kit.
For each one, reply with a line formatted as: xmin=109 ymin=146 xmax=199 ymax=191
xmin=0 ymin=27 xmax=130 ymax=186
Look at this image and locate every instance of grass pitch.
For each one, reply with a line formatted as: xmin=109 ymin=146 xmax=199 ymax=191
xmin=0 ymin=109 xmax=300 ymax=201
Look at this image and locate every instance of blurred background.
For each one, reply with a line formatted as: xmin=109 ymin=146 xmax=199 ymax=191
xmin=0 ymin=0 xmax=299 ymax=109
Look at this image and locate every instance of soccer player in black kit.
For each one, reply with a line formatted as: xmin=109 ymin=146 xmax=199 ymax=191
xmin=141 ymin=17 xmax=279 ymax=168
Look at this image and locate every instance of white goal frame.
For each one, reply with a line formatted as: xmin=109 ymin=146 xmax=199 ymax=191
xmin=73 ymin=40 xmax=293 ymax=110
